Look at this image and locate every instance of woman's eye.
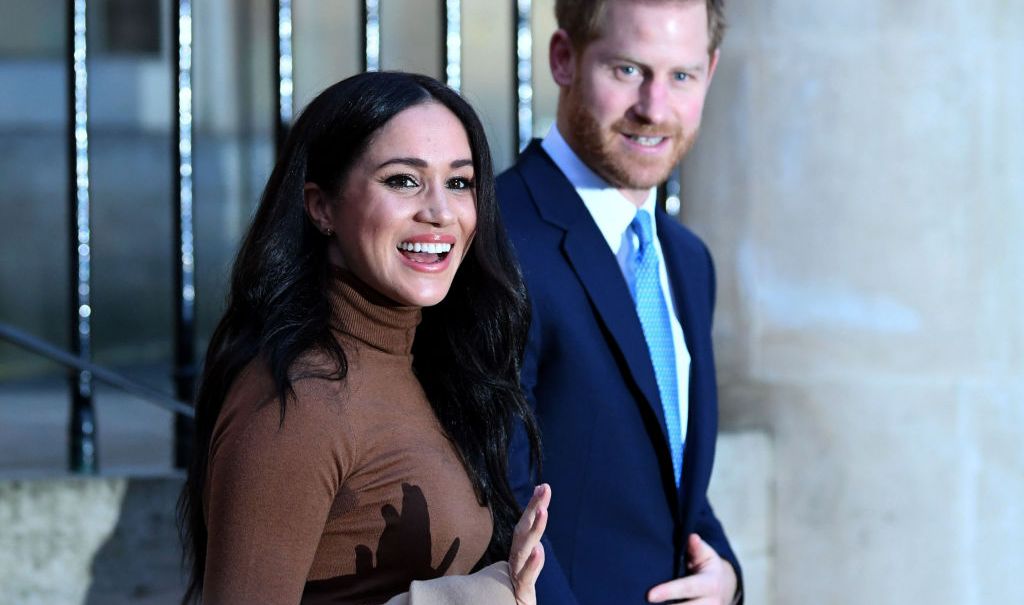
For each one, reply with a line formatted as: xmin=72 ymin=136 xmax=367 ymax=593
xmin=383 ymin=174 xmax=419 ymax=189
xmin=446 ymin=177 xmax=474 ymax=190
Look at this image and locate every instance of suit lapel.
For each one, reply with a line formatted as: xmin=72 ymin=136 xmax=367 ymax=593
xmin=516 ymin=142 xmax=669 ymax=446
xmin=656 ymin=211 xmax=701 ymax=378
xmin=657 ymin=211 xmax=710 ymax=508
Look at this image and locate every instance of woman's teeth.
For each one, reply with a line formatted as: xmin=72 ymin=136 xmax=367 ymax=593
xmin=397 ymin=242 xmax=453 ymax=254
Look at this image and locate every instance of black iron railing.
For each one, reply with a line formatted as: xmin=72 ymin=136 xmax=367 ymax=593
xmin=42 ymin=0 xmax=651 ymax=474
xmin=171 ymin=0 xmax=197 ymax=471
xmin=67 ymin=0 xmax=96 ymax=474
xmin=514 ymin=0 xmax=533 ymax=152
xmin=274 ymin=0 xmax=294 ymax=154
xmin=0 ymin=322 xmax=194 ymax=418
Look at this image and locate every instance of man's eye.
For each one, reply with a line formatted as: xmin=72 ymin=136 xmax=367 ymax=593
xmin=617 ymin=65 xmax=638 ymax=77
xmin=674 ymin=72 xmax=691 ymax=82
xmin=446 ymin=177 xmax=474 ymax=190
xmin=383 ymin=174 xmax=419 ymax=189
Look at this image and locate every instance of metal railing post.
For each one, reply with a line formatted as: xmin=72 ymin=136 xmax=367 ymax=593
xmin=443 ymin=0 xmax=461 ymax=92
xmin=514 ymin=0 xmax=533 ymax=153
xmin=172 ymin=0 xmax=197 ymax=469
xmin=663 ymin=167 xmax=682 ymax=216
xmin=274 ymin=0 xmax=293 ymax=155
xmin=363 ymin=0 xmax=380 ymax=72
xmin=67 ymin=0 xmax=97 ymax=474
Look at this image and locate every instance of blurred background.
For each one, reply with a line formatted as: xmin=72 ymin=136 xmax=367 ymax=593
xmin=0 ymin=0 xmax=1020 ymax=603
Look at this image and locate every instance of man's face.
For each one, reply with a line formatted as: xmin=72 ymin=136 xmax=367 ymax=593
xmin=554 ymin=0 xmax=718 ymax=197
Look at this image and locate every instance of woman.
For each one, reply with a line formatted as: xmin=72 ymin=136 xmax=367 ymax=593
xmin=178 ymin=71 xmax=548 ymax=604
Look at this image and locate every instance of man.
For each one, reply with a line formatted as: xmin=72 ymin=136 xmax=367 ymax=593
xmin=498 ymin=0 xmax=741 ymax=603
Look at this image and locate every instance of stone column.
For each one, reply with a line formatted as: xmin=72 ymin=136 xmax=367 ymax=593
xmin=682 ymin=1 xmax=1024 ymax=602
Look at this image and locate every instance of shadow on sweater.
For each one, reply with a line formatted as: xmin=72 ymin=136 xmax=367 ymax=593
xmin=303 ymin=482 xmax=461 ymax=604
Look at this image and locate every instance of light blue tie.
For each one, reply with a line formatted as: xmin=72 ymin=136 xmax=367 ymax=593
xmin=630 ymin=211 xmax=683 ymax=486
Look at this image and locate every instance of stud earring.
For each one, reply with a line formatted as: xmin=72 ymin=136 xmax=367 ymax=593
xmin=324 ymin=227 xmax=334 ymax=237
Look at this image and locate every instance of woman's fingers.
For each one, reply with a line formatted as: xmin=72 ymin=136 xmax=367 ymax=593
xmin=512 ymin=543 xmax=545 ymax=605
xmin=518 ymin=539 xmax=546 ymax=585
xmin=510 ymin=484 xmax=550 ymax=570
xmin=509 ymin=483 xmax=551 ymax=602
xmin=513 ymin=505 xmax=547 ymax=571
xmin=518 ymin=485 xmax=548 ymax=528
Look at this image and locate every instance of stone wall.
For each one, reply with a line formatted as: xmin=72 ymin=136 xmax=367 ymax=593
xmin=0 ymin=432 xmax=772 ymax=604
xmin=0 ymin=475 xmax=186 ymax=605
xmin=709 ymin=431 xmax=774 ymax=604
xmin=683 ymin=1 xmax=1024 ymax=602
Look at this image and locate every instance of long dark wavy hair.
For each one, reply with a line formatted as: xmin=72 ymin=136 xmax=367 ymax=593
xmin=178 ymin=71 xmax=541 ymax=604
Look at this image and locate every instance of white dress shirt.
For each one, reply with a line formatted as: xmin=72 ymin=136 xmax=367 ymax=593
xmin=541 ymin=126 xmax=690 ymax=449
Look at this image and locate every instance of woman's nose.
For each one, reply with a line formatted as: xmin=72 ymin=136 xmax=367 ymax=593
xmin=415 ymin=185 xmax=456 ymax=226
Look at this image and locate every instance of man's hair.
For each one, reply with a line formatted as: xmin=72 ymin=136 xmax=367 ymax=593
xmin=555 ymin=0 xmax=726 ymax=54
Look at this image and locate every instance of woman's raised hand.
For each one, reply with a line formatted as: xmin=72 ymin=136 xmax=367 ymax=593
xmin=508 ymin=484 xmax=551 ymax=605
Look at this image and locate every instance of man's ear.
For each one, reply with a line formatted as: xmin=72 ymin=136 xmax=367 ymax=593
xmin=303 ymin=182 xmax=334 ymax=234
xmin=549 ymin=29 xmax=576 ymax=87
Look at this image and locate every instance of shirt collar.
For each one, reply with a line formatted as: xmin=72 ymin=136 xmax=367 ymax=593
xmin=541 ymin=126 xmax=658 ymax=252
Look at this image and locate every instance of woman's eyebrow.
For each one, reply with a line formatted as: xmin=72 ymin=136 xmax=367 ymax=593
xmin=377 ymin=157 xmax=427 ymax=169
xmin=376 ymin=157 xmax=473 ymax=169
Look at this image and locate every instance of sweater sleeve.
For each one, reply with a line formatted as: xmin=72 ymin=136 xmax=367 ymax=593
xmin=382 ymin=562 xmax=516 ymax=605
xmin=202 ymin=372 xmax=353 ymax=605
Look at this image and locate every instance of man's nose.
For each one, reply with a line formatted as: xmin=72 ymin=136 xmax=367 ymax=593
xmin=632 ymin=78 xmax=670 ymax=125
xmin=415 ymin=185 xmax=456 ymax=226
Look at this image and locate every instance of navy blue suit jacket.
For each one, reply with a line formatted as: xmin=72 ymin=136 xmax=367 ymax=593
xmin=498 ymin=142 xmax=741 ymax=604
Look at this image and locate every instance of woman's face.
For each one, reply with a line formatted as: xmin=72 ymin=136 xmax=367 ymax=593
xmin=323 ymin=102 xmax=477 ymax=307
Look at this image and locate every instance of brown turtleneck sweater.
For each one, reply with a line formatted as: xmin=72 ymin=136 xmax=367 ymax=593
xmin=202 ymin=271 xmax=500 ymax=604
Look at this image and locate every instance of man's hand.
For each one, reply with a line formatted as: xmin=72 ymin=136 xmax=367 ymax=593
xmin=509 ymin=484 xmax=551 ymax=605
xmin=646 ymin=534 xmax=738 ymax=604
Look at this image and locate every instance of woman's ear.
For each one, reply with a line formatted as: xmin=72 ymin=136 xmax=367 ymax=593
xmin=303 ymin=182 xmax=335 ymax=235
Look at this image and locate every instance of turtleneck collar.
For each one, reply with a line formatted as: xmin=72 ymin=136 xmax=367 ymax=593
xmin=327 ymin=267 xmax=422 ymax=357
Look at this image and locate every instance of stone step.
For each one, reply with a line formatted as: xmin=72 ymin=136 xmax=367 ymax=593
xmin=0 ymin=428 xmax=773 ymax=604
xmin=0 ymin=474 xmax=186 ymax=605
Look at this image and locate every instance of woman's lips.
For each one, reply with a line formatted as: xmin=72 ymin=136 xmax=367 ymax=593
xmin=397 ymin=249 xmax=453 ymax=273
xmin=400 ymin=234 xmax=457 ymax=244
xmin=396 ymin=235 xmax=455 ymax=273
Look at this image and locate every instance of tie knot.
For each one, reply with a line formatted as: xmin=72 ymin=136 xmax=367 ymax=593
xmin=631 ymin=210 xmax=654 ymax=251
